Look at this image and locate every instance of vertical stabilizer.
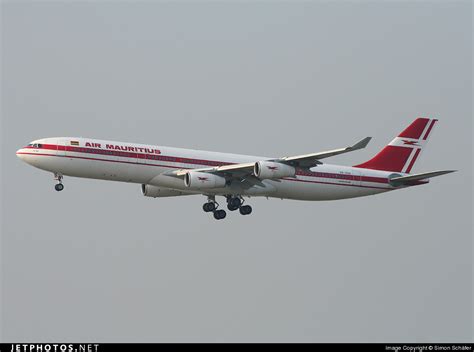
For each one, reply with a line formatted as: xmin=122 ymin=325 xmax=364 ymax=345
xmin=354 ymin=117 xmax=437 ymax=173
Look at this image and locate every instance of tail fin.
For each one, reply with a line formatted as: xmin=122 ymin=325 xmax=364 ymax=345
xmin=354 ymin=117 xmax=438 ymax=173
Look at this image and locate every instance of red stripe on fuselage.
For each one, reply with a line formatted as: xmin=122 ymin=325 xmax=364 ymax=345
xmin=18 ymin=152 xmax=391 ymax=191
xmin=42 ymin=144 xmax=231 ymax=167
xmin=19 ymin=145 xmax=392 ymax=188
xmin=17 ymin=152 xmax=188 ymax=170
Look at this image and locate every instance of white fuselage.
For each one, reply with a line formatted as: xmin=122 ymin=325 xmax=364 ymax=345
xmin=16 ymin=137 xmax=400 ymax=200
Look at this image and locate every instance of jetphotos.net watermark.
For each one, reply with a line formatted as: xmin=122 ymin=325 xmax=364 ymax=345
xmin=8 ymin=345 xmax=99 ymax=352
xmin=386 ymin=346 xmax=472 ymax=352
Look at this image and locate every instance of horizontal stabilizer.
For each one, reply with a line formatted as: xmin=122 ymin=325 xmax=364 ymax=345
xmin=389 ymin=170 xmax=456 ymax=186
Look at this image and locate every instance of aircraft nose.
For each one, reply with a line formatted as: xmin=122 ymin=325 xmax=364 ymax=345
xmin=16 ymin=148 xmax=24 ymax=159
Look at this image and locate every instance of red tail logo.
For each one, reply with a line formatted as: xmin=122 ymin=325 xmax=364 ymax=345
xmin=402 ymin=140 xmax=420 ymax=146
xmin=354 ymin=117 xmax=437 ymax=173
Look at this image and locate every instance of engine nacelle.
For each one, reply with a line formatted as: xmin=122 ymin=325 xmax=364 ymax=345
xmin=254 ymin=161 xmax=296 ymax=179
xmin=141 ymin=184 xmax=187 ymax=198
xmin=184 ymin=171 xmax=226 ymax=189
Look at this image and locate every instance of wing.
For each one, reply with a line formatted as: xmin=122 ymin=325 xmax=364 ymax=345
xmin=167 ymin=137 xmax=371 ymax=179
xmin=275 ymin=136 xmax=372 ymax=168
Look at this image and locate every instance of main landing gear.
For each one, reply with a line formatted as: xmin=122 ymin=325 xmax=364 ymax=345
xmin=239 ymin=205 xmax=252 ymax=215
xmin=213 ymin=209 xmax=227 ymax=220
xmin=226 ymin=196 xmax=252 ymax=215
xmin=54 ymin=173 xmax=64 ymax=192
xmin=202 ymin=195 xmax=253 ymax=220
xmin=202 ymin=196 xmax=226 ymax=220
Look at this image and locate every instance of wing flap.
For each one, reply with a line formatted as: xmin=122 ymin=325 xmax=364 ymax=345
xmin=169 ymin=167 xmax=214 ymax=177
xmin=169 ymin=163 xmax=255 ymax=178
xmin=215 ymin=162 xmax=255 ymax=173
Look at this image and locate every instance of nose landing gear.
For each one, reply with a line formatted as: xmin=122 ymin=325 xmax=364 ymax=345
xmin=54 ymin=173 xmax=64 ymax=192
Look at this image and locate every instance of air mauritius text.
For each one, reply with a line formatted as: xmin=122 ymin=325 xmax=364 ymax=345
xmin=85 ymin=142 xmax=161 ymax=154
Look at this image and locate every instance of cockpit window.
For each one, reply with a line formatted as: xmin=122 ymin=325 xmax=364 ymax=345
xmin=37 ymin=144 xmax=43 ymax=148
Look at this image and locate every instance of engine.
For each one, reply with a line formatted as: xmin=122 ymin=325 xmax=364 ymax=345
xmin=254 ymin=161 xmax=296 ymax=179
xmin=141 ymin=184 xmax=187 ymax=198
xmin=184 ymin=171 xmax=226 ymax=189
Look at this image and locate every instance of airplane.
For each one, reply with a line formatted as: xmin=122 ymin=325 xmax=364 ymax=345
xmin=16 ymin=117 xmax=455 ymax=220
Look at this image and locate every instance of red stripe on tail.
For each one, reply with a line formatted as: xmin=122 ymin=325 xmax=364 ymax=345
xmin=422 ymin=119 xmax=437 ymax=140
xmin=398 ymin=118 xmax=430 ymax=139
xmin=405 ymin=148 xmax=421 ymax=173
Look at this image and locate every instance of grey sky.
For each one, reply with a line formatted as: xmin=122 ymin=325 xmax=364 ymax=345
xmin=1 ymin=1 xmax=472 ymax=342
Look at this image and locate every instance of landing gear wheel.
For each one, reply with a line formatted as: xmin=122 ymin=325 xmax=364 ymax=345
xmin=203 ymin=202 xmax=216 ymax=212
xmin=239 ymin=205 xmax=252 ymax=215
xmin=213 ymin=209 xmax=227 ymax=220
xmin=228 ymin=197 xmax=242 ymax=208
xmin=55 ymin=183 xmax=64 ymax=192
xmin=227 ymin=203 xmax=239 ymax=211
